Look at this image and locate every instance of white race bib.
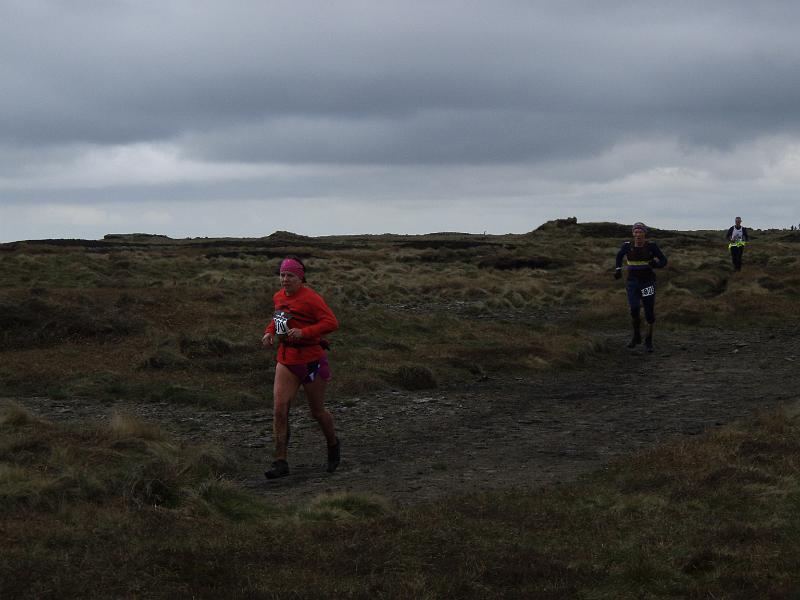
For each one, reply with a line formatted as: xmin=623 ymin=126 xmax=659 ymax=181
xmin=273 ymin=310 xmax=292 ymax=335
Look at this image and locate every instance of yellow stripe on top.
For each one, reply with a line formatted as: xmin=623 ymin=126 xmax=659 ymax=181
xmin=728 ymin=241 xmax=747 ymax=249
xmin=626 ymin=260 xmax=650 ymax=266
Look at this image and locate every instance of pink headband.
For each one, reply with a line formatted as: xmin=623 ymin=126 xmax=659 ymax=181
xmin=280 ymin=258 xmax=305 ymax=279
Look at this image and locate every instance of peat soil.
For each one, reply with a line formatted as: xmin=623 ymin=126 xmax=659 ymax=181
xmin=10 ymin=325 xmax=800 ymax=507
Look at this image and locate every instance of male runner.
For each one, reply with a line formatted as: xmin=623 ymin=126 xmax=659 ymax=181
xmin=726 ymin=216 xmax=749 ymax=272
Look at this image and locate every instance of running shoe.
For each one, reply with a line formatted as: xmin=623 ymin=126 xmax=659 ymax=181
xmin=627 ymin=332 xmax=642 ymax=348
xmin=327 ymin=439 xmax=341 ymax=473
xmin=265 ymin=459 xmax=290 ymax=479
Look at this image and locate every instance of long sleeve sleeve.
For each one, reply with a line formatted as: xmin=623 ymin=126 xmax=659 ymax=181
xmin=615 ymin=243 xmax=628 ymax=269
xmin=300 ymin=296 xmax=338 ymax=338
xmin=649 ymin=243 xmax=667 ymax=268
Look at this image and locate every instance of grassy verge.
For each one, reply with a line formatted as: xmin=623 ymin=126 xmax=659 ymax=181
xmin=3 ymin=400 xmax=800 ymax=598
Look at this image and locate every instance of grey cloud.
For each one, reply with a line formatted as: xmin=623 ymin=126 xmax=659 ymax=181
xmin=178 ymin=110 xmax=621 ymax=165
xmin=3 ymin=1 xmax=800 ymax=164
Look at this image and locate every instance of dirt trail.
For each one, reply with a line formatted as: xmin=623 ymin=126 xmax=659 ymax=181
xmin=11 ymin=326 xmax=800 ymax=507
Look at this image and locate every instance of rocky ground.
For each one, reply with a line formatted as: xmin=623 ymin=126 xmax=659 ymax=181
xmin=10 ymin=325 xmax=799 ymax=507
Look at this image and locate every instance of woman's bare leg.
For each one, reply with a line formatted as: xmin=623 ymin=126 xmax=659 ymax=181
xmin=304 ymin=377 xmax=336 ymax=447
xmin=273 ymin=363 xmax=301 ymax=460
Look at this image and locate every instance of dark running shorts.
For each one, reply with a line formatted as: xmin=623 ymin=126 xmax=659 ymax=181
xmin=626 ymin=279 xmax=656 ymax=323
xmin=283 ymin=357 xmax=331 ymax=384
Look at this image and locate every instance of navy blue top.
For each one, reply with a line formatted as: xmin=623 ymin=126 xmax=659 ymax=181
xmin=615 ymin=241 xmax=667 ymax=280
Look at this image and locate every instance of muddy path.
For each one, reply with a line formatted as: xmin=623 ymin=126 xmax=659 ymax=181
xmin=10 ymin=325 xmax=800 ymax=507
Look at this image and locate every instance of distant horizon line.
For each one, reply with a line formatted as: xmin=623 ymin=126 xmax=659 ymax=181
xmin=4 ymin=220 xmax=800 ymax=245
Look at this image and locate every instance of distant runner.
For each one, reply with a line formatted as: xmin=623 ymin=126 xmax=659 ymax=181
xmin=615 ymin=222 xmax=668 ymax=352
xmin=726 ymin=216 xmax=749 ymax=272
xmin=261 ymin=256 xmax=340 ymax=479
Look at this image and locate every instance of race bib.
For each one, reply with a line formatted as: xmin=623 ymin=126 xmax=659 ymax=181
xmin=273 ymin=310 xmax=292 ymax=335
xmin=640 ymin=285 xmax=655 ymax=298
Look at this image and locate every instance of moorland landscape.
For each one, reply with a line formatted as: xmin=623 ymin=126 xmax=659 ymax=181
xmin=2 ymin=218 xmax=800 ymax=598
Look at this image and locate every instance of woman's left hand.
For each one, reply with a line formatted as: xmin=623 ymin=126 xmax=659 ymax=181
xmin=287 ymin=328 xmax=303 ymax=339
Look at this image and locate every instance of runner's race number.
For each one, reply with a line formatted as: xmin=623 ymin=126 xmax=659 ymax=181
xmin=640 ymin=285 xmax=655 ymax=298
xmin=273 ymin=311 xmax=291 ymax=335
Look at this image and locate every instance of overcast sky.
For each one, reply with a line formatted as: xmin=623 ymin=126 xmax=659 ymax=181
xmin=1 ymin=1 xmax=799 ymax=241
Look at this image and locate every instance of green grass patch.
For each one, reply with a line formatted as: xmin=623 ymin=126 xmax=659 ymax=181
xmin=4 ymin=400 xmax=800 ymax=597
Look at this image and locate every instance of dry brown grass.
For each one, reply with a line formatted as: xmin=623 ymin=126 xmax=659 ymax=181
xmin=0 ymin=401 xmax=45 ymax=427
xmin=1 ymin=225 xmax=798 ymax=407
xmin=108 ymin=411 xmax=165 ymax=441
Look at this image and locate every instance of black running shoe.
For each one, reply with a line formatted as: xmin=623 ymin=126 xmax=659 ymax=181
xmin=644 ymin=336 xmax=654 ymax=353
xmin=326 ymin=439 xmax=341 ymax=473
xmin=627 ymin=333 xmax=642 ymax=349
xmin=265 ymin=459 xmax=290 ymax=479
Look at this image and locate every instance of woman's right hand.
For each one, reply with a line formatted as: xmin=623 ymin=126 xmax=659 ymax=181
xmin=262 ymin=333 xmax=274 ymax=347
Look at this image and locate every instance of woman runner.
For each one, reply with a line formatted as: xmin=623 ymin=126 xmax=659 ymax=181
xmin=614 ymin=222 xmax=667 ymax=352
xmin=261 ymin=256 xmax=340 ymax=479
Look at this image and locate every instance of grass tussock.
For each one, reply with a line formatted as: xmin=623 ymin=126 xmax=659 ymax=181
xmin=300 ymin=491 xmax=393 ymax=521
xmin=0 ymin=401 xmax=45 ymax=427
xmin=0 ymin=291 xmax=144 ymax=350
xmin=0 ymin=404 xmax=234 ymax=512
xmin=107 ymin=411 xmax=165 ymax=440
xmin=391 ymin=364 xmax=438 ymax=390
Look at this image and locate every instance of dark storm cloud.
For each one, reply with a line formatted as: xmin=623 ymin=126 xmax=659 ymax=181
xmin=3 ymin=1 xmax=800 ymax=165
